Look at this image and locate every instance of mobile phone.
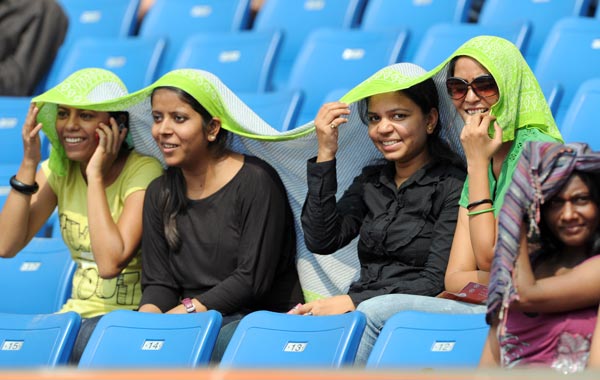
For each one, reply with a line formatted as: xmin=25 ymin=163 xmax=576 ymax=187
xmin=109 ymin=111 xmax=129 ymax=131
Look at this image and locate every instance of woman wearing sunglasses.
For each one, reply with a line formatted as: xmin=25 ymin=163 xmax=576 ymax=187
xmin=443 ymin=36 xmax=563 ymax=296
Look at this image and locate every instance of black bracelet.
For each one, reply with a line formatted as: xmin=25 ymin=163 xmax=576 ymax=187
xmin=467 ymin=198 xmax=493 ymax=210
xmin=9 ymin=175 xmax=39 ymax=195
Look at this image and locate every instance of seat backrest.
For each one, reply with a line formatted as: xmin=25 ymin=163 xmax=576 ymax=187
xmin=366 ymin=311 xmax=489 ymax=369
xmin=539 ymin=80 xmax=564 ymax=117
xmin=0 ymin=96 xmax=30 ymax=166
xmin=534 ymin=17 xmax=600 ymax=124
xmin=559 ymin=78 xmax=600 ymax=150
xmin=0 ymin=238 xmax=76 ymax=314
xmin=287 ymin=28 xmax=407 ymax=125
xmin=46 ymin=36 xmax=166 ymax=92
xmin=360 ymin=0 xmax=472 ymax=61
xmin=220 ymin=310 xmax=366 ymax=368
xmin=78 ymin=309 xmax=223 ymax=368
xmin=479 ymin=0 xmax=591 ymax=68
xmin=253 ymin=0 xmax=366 ymax=90
xmin=0 ymin=311 xmax=81 ymax=368
xmin=173 ymin=30 xmax=282 ymax=92
xmin=413 ymin=21 xmax=531 ymax=70
xmin=58 ymin=0 xmax=139 ymax=42
xmin=238 ymin=90 xmax=304 ymax=131
xmin=139 ymin=0 xmax=251 ymax=76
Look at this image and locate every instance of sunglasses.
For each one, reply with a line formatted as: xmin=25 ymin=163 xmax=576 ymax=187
xmin=445 ymin=75 xmax=498 ymax=100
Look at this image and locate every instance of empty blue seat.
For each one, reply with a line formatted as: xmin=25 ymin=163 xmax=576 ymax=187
xmin=78 ymin=309 xmax=222 ymax=368
xmin=238 ymin=90 xmax=303 ymax=131
xmin=220 ymin=310 xmax=366 ymax=368
xmin=559 ymin=78 xmax=600 ymax=150
xmin=534 ymin=17 xmax=600 ymax=124
xmin=479 ymin=0 xmax=591 ymax=68
xmin=413 ymin=21 xmax=531 ymax=70
xmin=253 ymin=0 xmax=366 ymax=90
xmin=46 ymin=36 xmax=166 ymax=92
xmin=539 ymin=80 xmax=564 ymax=117
xmin=0 ymin=97 xmax=31 ymax=186
xmin=139 ymin=0 xmax=252 ymax=76
xmin=0 ymin=237 xmax=76 ymax=314
xmin=58 ymin=0 xmax=139 ymax=41
xmin=0 ymin=311 xmax=81 ymax=368
xmin=286 ymin=28 xmax=407 ymax=125
xmin=360 ymin=0 xmax=472 ymax=61
xmin=366 ymin=311 xmax=489 ymax=368
xmin=173 ymin=30 xmax=282 ymax=92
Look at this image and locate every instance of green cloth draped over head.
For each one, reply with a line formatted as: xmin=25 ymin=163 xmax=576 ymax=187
xmin=430 ymin=35 xmax=562 ymax=143
xmin=31 ymin=68 xmax=160 ymax=176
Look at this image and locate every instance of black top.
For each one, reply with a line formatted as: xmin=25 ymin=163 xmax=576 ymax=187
xmin=140 ymin=155 xmax=304 ymax=315
xmin=301 ymin=158 xmax=465 ymax=306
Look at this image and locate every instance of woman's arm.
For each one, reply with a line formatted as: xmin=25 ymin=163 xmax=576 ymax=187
xmin=587 ymin=305 xmax=600 ymax=368
xmin=85 ymin=120 xmax=143 ymax=278
xmin=445 ymin=207 xmax=491 ymax=293
xmin=460 ymin=114 xmax=503 ymax=271
xmin=0 ymin=104 xmax=56 ymax=257
xmin=512 ymin=226 xmax=600 ymax=313
xmin=479 ymin=322 xmax=500 ymax=367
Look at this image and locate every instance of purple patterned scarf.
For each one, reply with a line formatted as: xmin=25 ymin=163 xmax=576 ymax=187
xmin=487 ymin=141 xmax=600 ymax=323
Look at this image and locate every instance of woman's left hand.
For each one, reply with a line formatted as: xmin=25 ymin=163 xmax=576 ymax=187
xmin=460 ymin=113 xmax=502 ymax=166
xmin=292 ymin=295 xmax=355 ymax=316
xmin=86 ymin=117 xmax=127 ymax=180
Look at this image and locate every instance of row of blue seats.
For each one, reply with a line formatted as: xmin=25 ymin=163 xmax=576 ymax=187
xmin=0 ymin=308 xmax=488 ymax=369
xmin=32 ymin=15 xmax=600 ymax=130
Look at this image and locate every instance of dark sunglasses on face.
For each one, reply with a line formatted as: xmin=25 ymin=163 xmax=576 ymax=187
xmin=445 ymin=75 xmax=499 ymax=100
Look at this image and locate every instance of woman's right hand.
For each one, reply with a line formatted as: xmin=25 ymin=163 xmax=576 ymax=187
xmin=21 ymin=104 xmax=43 ymax=167
xmin=460 ymin=113 xmax=502 ymax=167
xmin=314 ymin=102 xmax=350 ymax=162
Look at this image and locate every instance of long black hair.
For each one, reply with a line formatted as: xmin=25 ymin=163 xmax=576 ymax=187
xmin=151 ymin=86 xmax=231 ymax=251
xmin=358 ymin=77 xmax=464 ymax=169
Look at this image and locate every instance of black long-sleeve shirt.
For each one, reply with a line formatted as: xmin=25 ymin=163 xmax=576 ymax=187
xmin=140 ymin=155 xmax=303 ymax=315
xmin=301 ymin=158 xmax=465 ymax=306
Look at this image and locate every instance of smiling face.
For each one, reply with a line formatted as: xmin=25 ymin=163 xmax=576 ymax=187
xmin=151 ymin=88 xmax=215 ymax=170
xmin=449 ymin=57 xmax=500 ymax=122
xmin=55 ymin=106 xmax=110 ymax=163
xmin=543 ymin=174 xmax=600 ymax=251
xmin=366 ymin=91 xmax=435 ymax=166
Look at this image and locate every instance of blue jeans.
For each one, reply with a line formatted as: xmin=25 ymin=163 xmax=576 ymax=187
xmin=68 ymin=314 xmax=103 ymax=365
xmin=354 ymin=294 xmax=487 ymax=366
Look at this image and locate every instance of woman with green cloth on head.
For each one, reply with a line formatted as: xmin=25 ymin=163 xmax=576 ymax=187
xmin=0 ymin=68 xmax=164 ymax=364
xmin=341 ymin=35 xmax=563 ymax=366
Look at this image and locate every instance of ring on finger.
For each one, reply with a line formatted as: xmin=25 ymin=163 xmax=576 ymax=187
xmin=306 ymin=311 xmax=314 ymax=316
xmin=329 ymin=122 xmax=337 ymax=130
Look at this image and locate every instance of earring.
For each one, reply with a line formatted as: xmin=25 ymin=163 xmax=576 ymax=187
xmin=208 ymin=135 xmax=216 ymax=142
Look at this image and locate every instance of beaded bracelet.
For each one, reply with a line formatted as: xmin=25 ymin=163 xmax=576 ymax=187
xmin=467 ymin=198 xmax=493 ymax=210
xmin=10 ymin=175 xmax=39 ymax=195
xmin=467 ymin=207 xmax=495 ymax=216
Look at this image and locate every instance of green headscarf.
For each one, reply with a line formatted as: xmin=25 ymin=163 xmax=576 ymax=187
xmin=32 ymin=68 xmax=161 ymax=176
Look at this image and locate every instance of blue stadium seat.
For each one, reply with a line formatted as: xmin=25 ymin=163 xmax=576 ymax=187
xmin=220 ymin=310 xmax=366 ymax=368
xmin=360 ymin=0 xmax=472 ymax=61
xmin=78 ymin=310 xmax=223 ymax=368
xmin=46 ymin=36 xmax=166 ymax=92
xmin=58 ymin=0 xmax=139 ymax=41
xmin=0 ymin=311 xmax=81 ymax=368
xmin=534 ymin=17 xmax=600 ymax=125
xmin=413 ymin=21 xmax=531 ymax=70
xmin=253 ymin=0 xmax=366 ymax=90
xmin=286 ymin=28 xmax=407 ymax=125
xmin=173 ymin=30 xmax=282 ymax=92
xmin=366 ymin=311 xmax=489 ymax=369
xmin=559 ymin=78 xmax=600 ymax=150
xmin=0 ymin=97 xmax=31 ymax=186
xmin=479 ymin=0 xmax=591 ymax=68
xmin=139 ymin=0 xmax=252 ymax=76
xmin=539 ymin=80 xmax=564 ymax=117
xmin=238 ymin=90 xmax=303 ymax=131
xmin=0 ymin=237 xmax=76 ymax=314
